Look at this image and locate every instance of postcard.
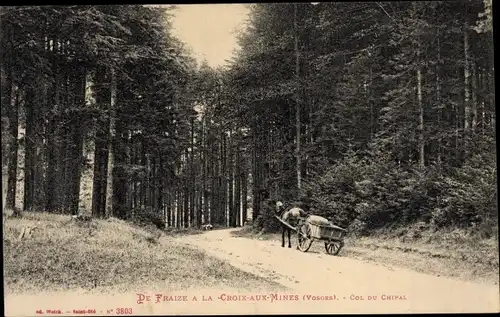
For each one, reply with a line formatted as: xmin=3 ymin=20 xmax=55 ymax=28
xmin=2 ymin=2 xmax=498 ymax=315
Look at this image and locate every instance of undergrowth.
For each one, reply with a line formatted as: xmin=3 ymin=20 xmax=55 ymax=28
xmin=3 ymin=212 xmax=284 ymax=295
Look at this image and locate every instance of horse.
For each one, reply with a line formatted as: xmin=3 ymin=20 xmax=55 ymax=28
xmin=276 ymin=202 xmax=308 ymax=248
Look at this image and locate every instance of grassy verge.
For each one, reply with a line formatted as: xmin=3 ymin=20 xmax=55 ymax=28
xmin=3 ymin=212 xmax=286 ymax=295
xmin=231 ymin=224 xmax=499 ymax=285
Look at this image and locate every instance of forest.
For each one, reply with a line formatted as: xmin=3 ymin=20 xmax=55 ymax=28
xmin=1 ymin=1 xmax=496 ymax=238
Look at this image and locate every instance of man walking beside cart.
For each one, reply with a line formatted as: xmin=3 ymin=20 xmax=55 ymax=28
xmin=275 ymin=196 xmax=347 ymax=255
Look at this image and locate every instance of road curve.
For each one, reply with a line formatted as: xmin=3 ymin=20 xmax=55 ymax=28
xmin=179 ymin=228 xmax=500 ymax=314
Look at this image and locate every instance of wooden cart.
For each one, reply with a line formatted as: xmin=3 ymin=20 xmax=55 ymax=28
xmin=296 ymin=219 xmax=347 ymax=255
xmin=275 ymin=215 xmax=347 ymax=256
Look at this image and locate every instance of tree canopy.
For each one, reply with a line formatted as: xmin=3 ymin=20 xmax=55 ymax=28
xmin=1 ymin=2 xmax=496 ymax=237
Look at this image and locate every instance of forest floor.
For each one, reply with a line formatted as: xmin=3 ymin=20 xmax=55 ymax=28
xmin=3 ymin=212 xmax=285 ymax=315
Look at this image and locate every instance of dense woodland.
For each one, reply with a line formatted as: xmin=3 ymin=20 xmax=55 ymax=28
xmin=1 ymin=2 xmax=496 ymax=237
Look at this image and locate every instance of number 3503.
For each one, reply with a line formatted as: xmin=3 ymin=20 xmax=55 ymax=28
xmin=116 ymin=308 xmax=132 ymax=314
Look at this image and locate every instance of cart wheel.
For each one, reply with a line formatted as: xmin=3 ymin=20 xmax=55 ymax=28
xmin=297 ymin=223 xmax=313 ymax=252
xmin=325 ymin=241 xmax=344 ymax=256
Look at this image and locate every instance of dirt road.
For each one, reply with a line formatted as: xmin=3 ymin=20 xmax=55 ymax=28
xmin=179 ymin=228 xmax=500 ymax=314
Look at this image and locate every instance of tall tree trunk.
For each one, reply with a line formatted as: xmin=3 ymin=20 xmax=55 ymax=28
xmin=219 ymin=131 xmax=225 ymax=226
xmin=183 ymin=188 xmax=189 ymax=228
xmin=91 ymin=127 xmax=108 ymax=218
xmin=220 ymin=135 xmax=224 ymax=226
xmin=140 ymin=142 xmax=146 ymax=208
xmin=154 ymin=160 xmax=159 ymax=216
xmin=223 ymin=131 xmax=228 ymax=226
xmin=435 ymin=34 xmax=442 ymax=168
xmin=69 ymin=68 xmax=86 ymax=215
xmin=216 ymin=139 xmax=220 ymax=226
xmin=52 ymin=39 xmax=68 ymax=212
xmin=125 ymin=133 xmax=132 ymax=215
xmin=183 ymin=149 xmax=189 ymax=228
xmin=485 ymin=70 xmax=491 ymax=131
xmin=210 ymin=153 xmax=216 ymax=225
xmin=227 ymin=128 xmax=233 ymax=227
xmin=59 ymin=69 xmax=71 ymax=212
xmin=479 ymin=69 xmax=487 ymax=135
xmin=201 ymin=117 xmax=207 ymax=225
xmin=463 ymin=24 xmax=471 ymax=154
xmin=190 ymin=116 xmax=195 ymax=227
xmin=145 ymin=151 xmax=151 ymax=209
xmin=252 ymin=112 xmax=259 ymax=221
xmin=162 ymin=172 xmax=167 ymax=226
xmin=294 ymin=2 xmax=302 ymax=192
xmin=176 ymin=189 xmax=181 ymax=228
xmin=47 ymin=40 xmax=60 ymax=213
xmin=23 ymin=88 xmax=36 ymax=211
xmin=6 ymin=79 xmax=18 ymax=212
xmin=230 ymin=131 xmax=236 ymax=227
xmin=235 ymin=144 xmax=241 ymax=227
xmin=113 ymin=96 xmax=129 ymax=219
xmin=45 ymin=67 xmax=58 ymax=212
xmin=242 ymin=167 xmax=248 ymax=225
xmin=1 ymin=16 xmax=12 ymax=215
xmin=471 ymin=57 xmax=478 ymax=133
xmin=199 ymin=118 xmax=205 ymax=226
xmin=417 ymin=42 xmax=425 ymax=170
xmin=369 ymin=66 xmax=374 ymax=140
xmin=62 ymin=70 xmax=76 ymax=213
xmin=34 ymin=79 xmax=47 ymax=211
xmin=454 ymin=102 xmax=460 ymax=164
xmin=157 ymin=156 xmax=164 ymax=224
xmin=130 ymin=138 xmax=137 ymax=212
xmin=106 ymin=68 xmax=116 ymax=216
xmin=166 ymin=179 xmax=172 ymax=227
xmin=91 ymin=67 xmax=110 ymax=218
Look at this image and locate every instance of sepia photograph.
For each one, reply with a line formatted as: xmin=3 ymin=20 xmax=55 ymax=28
xmin=2 ymin=1 xmax=498 ymax=315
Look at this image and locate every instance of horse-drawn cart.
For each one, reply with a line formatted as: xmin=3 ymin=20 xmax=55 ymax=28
xmin=275 ymin=215 xmax=347 ymax=255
